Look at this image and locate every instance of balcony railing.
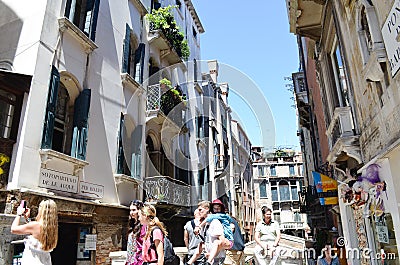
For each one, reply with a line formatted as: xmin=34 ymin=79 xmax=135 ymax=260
xmin=144 ymin=176 xmax=191 ymax=206
xmin=147 ymin=84 xmax=162 ymax=112
xmin=326 ymin=106 xmax=354 ymax=149
xmin=146 ymin=84 xmax=186 ymax=120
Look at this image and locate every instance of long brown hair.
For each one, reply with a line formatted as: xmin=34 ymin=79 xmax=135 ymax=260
xmin=129 ymin=200 xmax=144 ymax=238
xmin=141 ymin=205 xmax=167 ymax=240
xmin=36 ymin=199 xmax=58 ymax=251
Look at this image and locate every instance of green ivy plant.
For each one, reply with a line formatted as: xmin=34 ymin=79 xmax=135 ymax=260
xmin=146 ymin=5 xmax=190 ymax=60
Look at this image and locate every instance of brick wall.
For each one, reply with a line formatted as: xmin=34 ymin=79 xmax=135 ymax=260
xmin=94 ymin=206 xmax=128 ymax=265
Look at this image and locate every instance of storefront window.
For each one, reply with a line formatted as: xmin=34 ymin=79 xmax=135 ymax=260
xmin=370 ymin=213 xmax=399 ymax=264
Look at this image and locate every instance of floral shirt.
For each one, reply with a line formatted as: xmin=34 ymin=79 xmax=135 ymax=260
xmin=126 ymin=225 xmax=146 ymax=265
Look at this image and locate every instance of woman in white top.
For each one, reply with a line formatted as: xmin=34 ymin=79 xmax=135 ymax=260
xmin=11 ymin=199 xmax=58 ymax=265
xmin=254 ymin=206 xmax=281 ymax=265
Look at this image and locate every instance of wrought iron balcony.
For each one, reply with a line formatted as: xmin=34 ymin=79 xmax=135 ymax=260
xmin=146 ymin=84 xmax=186 ymax=122
xmin=144 ymin=176 xmax=191 ymax=206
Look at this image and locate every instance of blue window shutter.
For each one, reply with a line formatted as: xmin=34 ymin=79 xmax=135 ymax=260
xmin=134 ymin=43 xmax=146 ymax=83
xmin=117 ymin=113 xmax=125 ymax=174
xmin=122 ymin=24 xmax=131 ymax=73
xmin=71 ymin=89 xmax=91 ymax=160
xmin=89 ymin=0 xmax=100 ymax=41
xmin=41 ymin=66 xmax=60 ymax=149
xmin=131 ymin=125 xmax=142 ymax=179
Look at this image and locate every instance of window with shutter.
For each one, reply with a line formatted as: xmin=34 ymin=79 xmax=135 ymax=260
xmin=42 ymin=66 xmax=60 ymax=149
xmin=117 ymin=113 xmax=131 ymax=176
xmin=134 ymin=43 xmax=146 ymax=84
xmin=64 ymin=0 xmax=100 ymax=41
xmin=131 ymin=125 xmax=143 ymax=179
xmin=71 ymin=89 xmax=91 ymax=160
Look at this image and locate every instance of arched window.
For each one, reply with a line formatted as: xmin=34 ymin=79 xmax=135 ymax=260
xmin=52 ymin=83 xmax=71 ymax=154
xmin=357 ymin=1 xmax=385 ymax=65
xmin=41 ymin=67 xmax=91 ymax=160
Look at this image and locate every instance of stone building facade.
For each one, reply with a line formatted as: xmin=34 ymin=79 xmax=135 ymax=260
xmin=0 ymin=0 xmax=205 ymax=264
xmin=288 ymin=0 xmax=400 ymax=264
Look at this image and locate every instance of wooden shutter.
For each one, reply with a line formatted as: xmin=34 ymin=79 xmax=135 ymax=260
xmin=41 ymin=66 xmax=60 ymax=149
xmin=122 ymin=24 xmax=131 ymax=73
xmin=71 ymin=89 xmax=91 ymax=160
xmin=89 ymin=0 xmax=100 ymax=41
xmin=131 ymin=125 xmax=142 ymax=179
xmin=117 ymin=113 xmax=125 ymax=174
xmin=134 ymin=43 xmax=146 ymax=83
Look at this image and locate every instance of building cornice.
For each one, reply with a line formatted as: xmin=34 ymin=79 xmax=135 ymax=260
xmin=184 ymin=0 xmax=205 ymax=33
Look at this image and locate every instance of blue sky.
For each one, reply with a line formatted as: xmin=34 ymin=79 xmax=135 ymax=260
xmin=191 ymin=0 xmax=300 ymax=151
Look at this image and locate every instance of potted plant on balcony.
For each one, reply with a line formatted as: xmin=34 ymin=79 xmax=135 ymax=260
xmin=159 ymin=78 xmax=172 ymax=90
xmin=146 ymin=5 xmax=190 ymax=60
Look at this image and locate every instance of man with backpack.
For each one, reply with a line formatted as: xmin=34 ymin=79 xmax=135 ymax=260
xmin=188 ymin=200 xmax=228 ymax=265
xmin=184 ymin=208 xmax=206 ymax=265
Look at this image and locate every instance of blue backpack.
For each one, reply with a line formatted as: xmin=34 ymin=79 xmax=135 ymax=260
xmin=150 ymin=227 xmax=180 ymax=265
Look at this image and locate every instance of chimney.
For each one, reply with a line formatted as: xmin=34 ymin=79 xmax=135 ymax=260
xmin=208 ymin=60 xmax=219 ymax=84
xmin=219 ymin=82 xmax=229 ymax=105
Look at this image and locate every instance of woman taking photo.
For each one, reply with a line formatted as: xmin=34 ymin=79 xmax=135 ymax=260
xmin=139 ymin=205 xmax=167 ymax=265
xmin=11 ymin=199 xmax=58 ymax=265
xmin=126 ymin=200 xmax=145 ymax=265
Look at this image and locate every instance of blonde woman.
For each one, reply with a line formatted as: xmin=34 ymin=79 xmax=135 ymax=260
xmin=139 ymin=205 xmax=167 ymax=265
xmin=11 ymin=199 xmax=58 ymax=265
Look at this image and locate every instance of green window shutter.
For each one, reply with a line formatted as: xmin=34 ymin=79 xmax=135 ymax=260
xmin=131 ymin=125 xmax=142 ymax=179
xmin=41 ymin=66 xmax=60 ymax=149
xmin=71 ymin=89 xmax=91 ymax=160
xmin=122 ymin=24 xmax=131 ymax=73
xmin=117 ymin=113 xmax=125 ymax=174
xmin=134 ymin=43 xmax=146 ymax=83
xmin=89 ymin=0 xmax=100 ymax=41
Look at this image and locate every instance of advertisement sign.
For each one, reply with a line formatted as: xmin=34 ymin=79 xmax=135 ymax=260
xmin=85 ymin=234 xmax=97 ymax=251
xmin=312 ymin=171 xmax=338 ymax=205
